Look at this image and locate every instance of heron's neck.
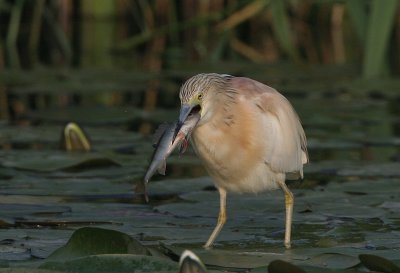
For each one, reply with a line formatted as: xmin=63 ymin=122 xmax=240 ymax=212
xmin=201 ymin=92 xmax=235 ymax=128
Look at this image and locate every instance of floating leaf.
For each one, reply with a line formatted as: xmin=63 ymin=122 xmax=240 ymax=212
xmin=147 ymin=177 xmax=213 ymax=196
xmin=0 ymin=269 xmax=64 ymax=273
xmin=299 ymin=266 xmax=352 ymax=273
xmin=0 ymin=244 xmax=31 ymax=261
xmin=40 ymin=254 xmax=177 ymax=273
xmin=0 ymin=203 xmax=70 ymax=220
xmin=47 ymin=227 xmax=149 ymax=261
xmin=60 ymin=122 xmax=91 ymax=152
xmin=301 ymin=253 xmax=359 ymax=269
xmin=2 ymin=151 xmax=120 ymax=172
xmin=359 ymin=254 xmax=400 ymax=273
xmin=268 ymin=260 xmax=306 ymax=273
xmin=338 ymin=162 xmax=400 ymax=178
xmin=159 ymin=244 xmax=306 ymax=270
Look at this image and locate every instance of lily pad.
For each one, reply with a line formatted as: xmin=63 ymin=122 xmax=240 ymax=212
xmin=40 ymin=254 xmax=177 ymax=273
xmin=338 ymin=162 xmax=400 ymax=177
xmin=0 ymin=269 xmax=64 ymax=273
xmin=47 ymin=227 xmax=148 ymax=260
xmin=147 ymin=177 xmax=214 ymax=196
xmin=159 ymin=244 xmax=306 ymax=270
xmin=359 ymin=254 xmax=400 ymax=273
xmin=0 ymin=245 xmax=31 ymax=261
xmin=0 ymin=203 xmax=70 ymax=221
xmin=300 ymin=253 xmax=359 ymax=269
xmin=268 ymin=260 xmax=306 ymax=273
xmin=1 ymin=151 xmax=120 ymax=172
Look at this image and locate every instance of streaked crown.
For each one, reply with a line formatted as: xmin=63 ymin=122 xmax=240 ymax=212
xmin=179 ymin=73 xmax=231 ymax=103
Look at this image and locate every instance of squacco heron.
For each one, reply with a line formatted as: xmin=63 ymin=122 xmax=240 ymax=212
xmin=175 ymin=73 xmax=308 ymax=249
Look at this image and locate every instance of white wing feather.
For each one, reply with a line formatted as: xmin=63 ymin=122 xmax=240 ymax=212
xmin=259 ymin=90 xmax=308 ymax=177
xmin=231 ymin=77 xmax=309 ymax=179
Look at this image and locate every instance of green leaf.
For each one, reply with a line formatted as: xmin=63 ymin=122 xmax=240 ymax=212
xmin=359 ymin=254 xmax=400 ymax=273
xmin=270 ymin=0 xmax=299 ymax=62
xmin=2 ymin=151 xmax=120 ymax=172
xmin=268 ymin=260 xmax=306 ymax=273
xmin=61 ymin=122 xmax=91 ymax=152
xmin=299 ymin=266 xmax=354 ymax=273
xmin=159 ymin=244 xmax=306 ymax=270
xmin=0 ymin=269 xmax=64 ymax=273
xmin=40 ymin=254 xmax=177 ymax=273
xmin=46 ymin=227 xmax=149 ymax=261
xmin=363 ymin=0 xmax=398 ymax=78
xmin=346 ymin=0 xmax=368 ymax=43
xmin=302 ymin=253 xmax=359 ymax=269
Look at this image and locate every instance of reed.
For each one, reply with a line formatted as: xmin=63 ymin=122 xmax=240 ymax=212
xmin=0 ymin=1 xmax=398 ymax=75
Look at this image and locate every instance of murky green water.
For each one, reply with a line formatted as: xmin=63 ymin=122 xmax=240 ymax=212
xmin=1 ymin=68 xmax=400 ymax=272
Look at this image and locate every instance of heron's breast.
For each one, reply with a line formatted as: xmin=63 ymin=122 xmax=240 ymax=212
xmin=192 ymin=109 xmax=264 ymax=181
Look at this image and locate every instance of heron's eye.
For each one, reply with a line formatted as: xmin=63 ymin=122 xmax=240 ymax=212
xmin=197 ymin=94 xmax=203 ymax=101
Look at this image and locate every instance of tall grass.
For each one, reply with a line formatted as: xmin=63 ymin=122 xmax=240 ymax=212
xmin=0 ymin=0 xmax=399 ymax=79
xmin=362 ymin=0 xmax=398 ymax=78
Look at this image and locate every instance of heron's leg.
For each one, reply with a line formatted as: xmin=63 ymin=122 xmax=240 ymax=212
xmin=204 ymin=187 xmax=227 ymax=249
xmin=277 ymin=180 xmax=293 ymax=249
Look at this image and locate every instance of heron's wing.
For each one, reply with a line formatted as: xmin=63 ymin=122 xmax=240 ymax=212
xmin=231 ymin=77 xmax=308 ymax=176
xmin=257 ymin=88 xmax=308 ymax=175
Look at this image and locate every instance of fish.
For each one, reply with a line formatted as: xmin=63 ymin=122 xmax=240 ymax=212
xmin=143 ymin=113 xmax=200 ymax=184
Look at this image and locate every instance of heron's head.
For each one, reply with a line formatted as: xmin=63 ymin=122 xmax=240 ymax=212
xmin=177 ymin=73 xmax=231 ymax=128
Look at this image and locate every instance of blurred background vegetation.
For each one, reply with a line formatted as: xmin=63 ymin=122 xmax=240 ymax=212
xmin=0 ymin=0 xmax=399 ymax=123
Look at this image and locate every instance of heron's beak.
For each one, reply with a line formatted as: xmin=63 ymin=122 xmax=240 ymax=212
xmin=178 ymin=104 xmax=193 ymax=126
xmin=174 ymin=104 xmax=194 ymax=140
xmin=173 ymin=104 xmax=193 ymax=140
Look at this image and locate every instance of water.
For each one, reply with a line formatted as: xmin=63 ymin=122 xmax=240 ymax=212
xmin=0 ymin=67 xmax=400 ymax=271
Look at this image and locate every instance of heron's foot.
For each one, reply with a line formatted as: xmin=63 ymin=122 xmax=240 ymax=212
xmin=202 ymin=243 xmax=212 ymax=249
xmin=284 ymin=241 xmax=291 ymax=249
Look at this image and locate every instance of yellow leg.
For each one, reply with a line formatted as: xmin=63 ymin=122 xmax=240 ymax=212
xmin=204 ymin=187 xmax=227 ymax=249
xmin=277 ymin=180 xmax=294 ymax=249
